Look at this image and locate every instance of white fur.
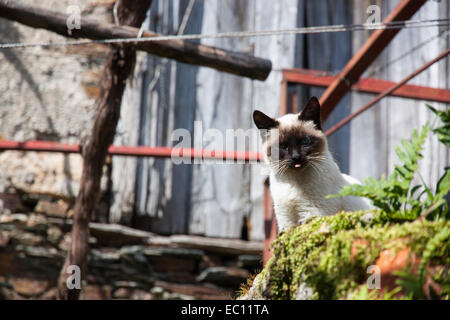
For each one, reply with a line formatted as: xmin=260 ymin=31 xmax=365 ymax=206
xmin=269 ymin=150 xmax=371 ymax=231
xmin=266 ymin=115 xmax=371 ymax=231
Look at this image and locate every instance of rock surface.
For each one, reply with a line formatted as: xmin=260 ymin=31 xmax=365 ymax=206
xmin=0 ymin=0 xmax=114 ymax=199
xmin=0 ymin=152 xmax=83 ymax=199
xmin=0 ymin=208 xmax=261 ymax=300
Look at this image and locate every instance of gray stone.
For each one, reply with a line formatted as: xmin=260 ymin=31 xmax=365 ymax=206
xmin=46 ymin=226 xmax=62 ymax=244
xmin=91 ymin=249 xmax=121 ymax=261
xmin=0 ymin=152 xmax=83 ymax=200
xmin=10 ymin=230 xmax=44 ymax=246
xmin=0 ymin=231 xmax=10 ymax=247
xmin=295 ymin=282 xmax=314 ymax=300
xmin=35 ymin=199 xmax=70 ymax=217
xmin=150 ymin=286 xmax=164 ymax=299
xmin=120 ymin=245 xmax=204 ymax=260
xmin=360 ymin=212 xmax=374 ymax=225
xmin=0 ymin=193 xmax=26 ymax=214
xmin=197 ymin=266 xmax=249 ymax=288
xmin=0 ymin=214 xmax=28 ymax=224
xmin=10 ymin=278 xmax=50 ymax=297
xmin=238 ymin=255 xmax=262 ymax=270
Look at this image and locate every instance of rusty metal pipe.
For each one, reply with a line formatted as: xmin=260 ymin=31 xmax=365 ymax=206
xmin=325 ymin=47 xmax=450 ymax=137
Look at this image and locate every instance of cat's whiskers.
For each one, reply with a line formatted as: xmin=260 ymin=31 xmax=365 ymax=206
xmin=270 ymin=159 xmax=290 ymax=176
xmin=304 ymin=153 xmax=329 ymax=177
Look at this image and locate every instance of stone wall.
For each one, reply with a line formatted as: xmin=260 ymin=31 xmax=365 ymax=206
xmin=0 ymin=191 xmax=262 ymax=300
xmin=0 ymin=0 xmax=114 ymax=199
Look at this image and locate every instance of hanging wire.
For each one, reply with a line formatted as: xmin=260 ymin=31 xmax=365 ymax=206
xmin=271 ymin=28 xmax=450 ymax=75
xmin=365 ymin=28 xmax=450 ymax=78
xmin=0 ymin=18 xmax=449 ymax=50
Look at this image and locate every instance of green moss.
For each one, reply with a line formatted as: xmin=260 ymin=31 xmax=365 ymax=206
xmin=349 ymin=285 xmax=404 ymax=300
xmin=256 ymin=210 xmax=449 ymax=300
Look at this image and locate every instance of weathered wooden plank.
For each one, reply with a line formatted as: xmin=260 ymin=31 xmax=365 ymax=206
xmin=47 ymin=217 xmax=262 ymax=255
xmin=349 ymin=0 xmax=449 ymax=187
xmin=319 ymin=0 xmax=427 ymax=119
xmin=111 ymin=0 xmax=449 ymax=241
xmin=146 ymin=0 xmax=199 ymax=234
xmin=384 ymin=0 xmax=449 ymax=188
xmin=304 ymin=0 xmax=352 ymax=173
xmin=128 ymin=0 xmax=195 ymax=234
xmin=188 ymin=0 xmax=301 ymax=240
xmin=326 ymin=48 xmax=450 ymax=137
xmin=189 ymin=0 xmax=254 ymax=239
xmin=349 ymin=0 xmax=389 ymax=181
xmin=248 ymin=0 xmax=300 ymax=241
xmin=148 ymin=234 xmax=263 ymax=256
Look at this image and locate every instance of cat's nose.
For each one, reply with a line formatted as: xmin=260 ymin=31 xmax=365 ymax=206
xmin=291 ymin=150 xmax=301 ymax=161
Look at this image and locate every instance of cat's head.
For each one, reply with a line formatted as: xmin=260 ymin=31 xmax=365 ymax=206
xmin=253 ymin=96 xmax=326 ymax=174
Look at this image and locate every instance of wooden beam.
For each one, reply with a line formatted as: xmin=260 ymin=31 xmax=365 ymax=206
xmin=0 ymin=0 xmax=272 ymax=80
xmin=56 ymin=0 xmax=153 ymax=300
xmin=319 ymin=0 xmax=427 ymax=120
xmin=283 ymin=68 xmax=450 ymax=104
xmin=148 ymin=235 xmax=263 ymax=256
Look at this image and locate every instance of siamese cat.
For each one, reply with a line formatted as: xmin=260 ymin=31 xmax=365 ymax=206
xmin=253 ymin=97 xmax=371 ymax=231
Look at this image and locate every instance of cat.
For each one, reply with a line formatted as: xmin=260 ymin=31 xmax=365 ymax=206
xmin=253 ymin=96 xmax=371 ymax=231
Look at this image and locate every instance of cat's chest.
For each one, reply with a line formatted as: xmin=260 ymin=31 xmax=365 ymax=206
xmin=269 ymin=172 xmax=343 ymax=217
xmin=270 ymin=178 xmax=317 ymax=210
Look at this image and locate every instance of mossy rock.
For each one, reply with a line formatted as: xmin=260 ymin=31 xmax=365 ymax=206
xmin=239 ymin=210 xmax=449 ymax=300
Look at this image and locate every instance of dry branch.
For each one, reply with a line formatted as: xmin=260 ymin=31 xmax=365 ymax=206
xmin=56 ymin=0 xmax=153 ymax=300
xmin=0 ymin=0 xmax=272 ymax=80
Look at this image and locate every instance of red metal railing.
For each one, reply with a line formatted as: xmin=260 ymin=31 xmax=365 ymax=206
xmin=283 ymin=68 xmax=450 ymax=104
xmin=0 ymin=140 xmax=263 ymax=162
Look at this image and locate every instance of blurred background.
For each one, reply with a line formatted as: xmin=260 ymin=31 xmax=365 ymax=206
xmin=0 ymin=0 xmax=448 ymax=299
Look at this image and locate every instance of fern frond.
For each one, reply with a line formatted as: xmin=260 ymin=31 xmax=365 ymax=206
xmin=332 ymin=104 xmax=448 ymax=221
xmin=418 ymin=227 xmax=450 ymax=285
xmin=333 ymin=124 xmax=430 ymax=219
xmin=427 ymin=105 xmax=450 ymax=148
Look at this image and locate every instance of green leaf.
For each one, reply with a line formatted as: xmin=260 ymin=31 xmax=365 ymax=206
xmin=331 ymin=104 xmax=450 ymax=222
xmin=334 ymin=124 xmax=430 ymax=219
xmin=427 ymin=104 xmax=450 ymax=122
xmin=436 ymin=167 xmax=450 ymax=199
xmin=409 ymin=185 xmax=422 ymax=198
xmin=427 ymin=104 xmax=450 ymax=147
xmin=394 ymin=270 xmax=424 ymax=300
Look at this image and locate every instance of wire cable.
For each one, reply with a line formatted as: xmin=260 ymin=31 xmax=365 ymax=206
xmin=0 ymin=18 xmax=449 ymax=50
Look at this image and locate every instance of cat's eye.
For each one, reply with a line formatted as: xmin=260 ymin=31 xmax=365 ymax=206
xmin=300 ymin=137 xmax=312 ymax=145
xmin=279 ymin=143 xmax=288 ymax=150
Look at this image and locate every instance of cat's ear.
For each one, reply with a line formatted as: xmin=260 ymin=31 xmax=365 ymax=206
xmin=299 ymin=96 xmax=322 ymax=131
xmin=253 ymin=110 xmax=278 ymax=130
